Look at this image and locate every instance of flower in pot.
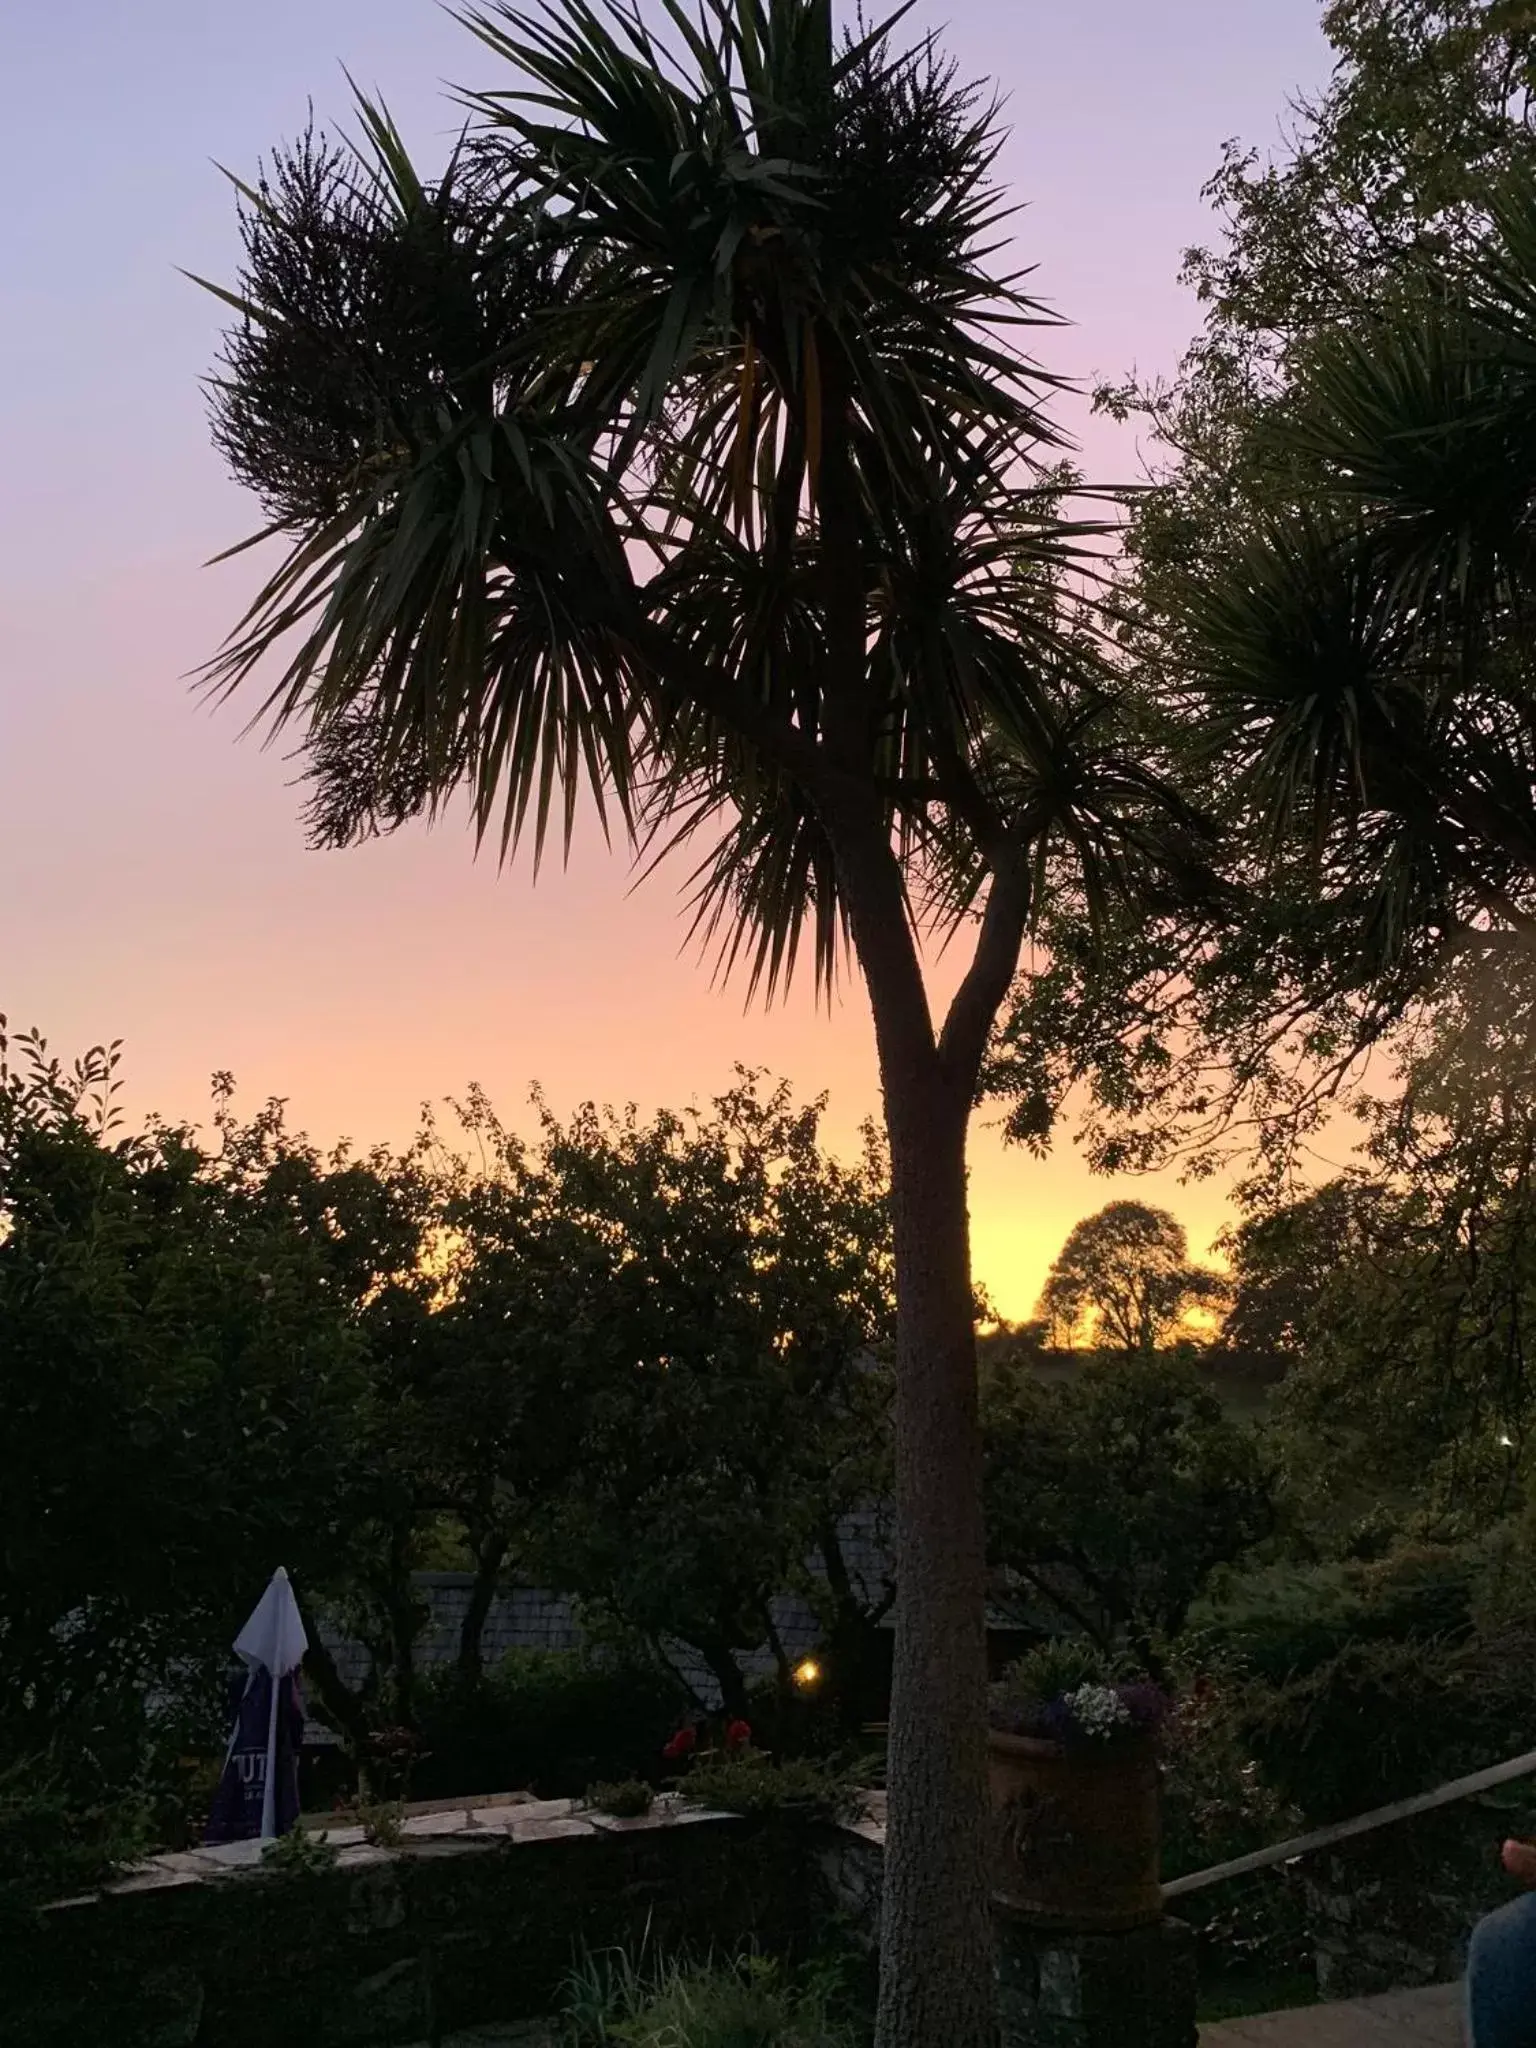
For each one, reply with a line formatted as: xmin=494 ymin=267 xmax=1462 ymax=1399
xmin=987 ymin=1644 xmax=1172 ymax=1930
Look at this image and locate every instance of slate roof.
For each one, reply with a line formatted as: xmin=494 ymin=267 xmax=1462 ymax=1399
xmin=306 ymin=1506 xmax=895 ymax=1742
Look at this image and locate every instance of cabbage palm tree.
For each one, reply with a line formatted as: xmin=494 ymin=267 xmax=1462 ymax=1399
xmin=199 ymin=5 xmax=1172 ymax=2036
xmin=1165 ymin=161 xmax=1536 ymax=999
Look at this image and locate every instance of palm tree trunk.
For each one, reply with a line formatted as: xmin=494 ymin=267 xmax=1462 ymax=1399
xmin=822 ymin=815 xmax=1012 ymax=2048
xmin=876 ymin=1064 xmax=994 ymax=2048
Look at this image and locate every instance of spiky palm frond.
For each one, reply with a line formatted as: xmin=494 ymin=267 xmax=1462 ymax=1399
xmin=1176 ymin=503 xmax=1536 ymax=936
xmin=200 ymin=0 xmax=1150 ymax=1005
xmin=1173 ymin=509 xmax=1425 ymax=842
xmin=634 ymin=442 xmax=1147 ymax=1000
xmin=199 ymin=105 xmax=643 ymax=864
xmin=1169 ymin=163 xmax=1536 ymax=938
xmin=456 ymin=0 xmax=1065 ymax=496
xmin=1278 ymin=312 xmax=1536 ymax=654
xmin=1190 ymin=155 xmax=1536 ymax=832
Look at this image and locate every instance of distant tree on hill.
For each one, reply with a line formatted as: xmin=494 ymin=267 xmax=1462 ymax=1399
xmin=1037 ymin=1201 xmax=1226 ymax=1354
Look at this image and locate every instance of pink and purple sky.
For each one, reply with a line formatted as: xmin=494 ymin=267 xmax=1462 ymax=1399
xmin=2 ymin=2 xmax=1336 ymax=1319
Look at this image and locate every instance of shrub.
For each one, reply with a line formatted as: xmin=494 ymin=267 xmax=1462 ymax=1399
xmin=361 ymin=1724 xmax=426 ymax=1802
xmin=1157 ymin=1664 xmax=1310 ymax=1983
xmin=258 ymin=1824 xmax=339 ymax=1879
xmin=1236 ymin=1628 xmax=1536 ymax=1824
xmin=412 ymin=1650 xmax=687 ymax=1801
xmin=997 ymin=1638 xmax=1116 ymax=1704
xmin=1467 ymin=1515 xmax=1536 ymax=1637
xmin=0 ymin=1761 xmax=151 ymax=1924
xmin=1186 ymin=1541 xmax=1484 ymax=1685
xmin=1167 ymin=1538 xmax=1536 ymax=1974
xmin=988 ymin=1642 xmax=1170 ymax=1746
xmin=583 ymin=1778 xmax=655 ymax=1820
xmin=561 ymin=1947 xmax=866 ymax=2048
xmin=678 ymin=1748 xmax=863 ymax=1825
xmin=357 ymin=1799 xmax=405 ymax=1847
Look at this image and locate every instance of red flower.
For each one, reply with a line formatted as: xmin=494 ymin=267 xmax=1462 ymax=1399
xmin=662 ymin=1725 xmax=698 ymax=1761
xmin=726 ymin=1719 xmax=752 ymax=1752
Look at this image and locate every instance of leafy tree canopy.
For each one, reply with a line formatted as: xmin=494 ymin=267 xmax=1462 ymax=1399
xmin=0 ymin=1022 xmax=367 ymax=1781
xmin=513 ymin=1074 xmax=895 ymax=1719
xmin=1218 ymin=1180 xmax=1389 ymax=1363
xmin=990 ymin=1 xmax=1536 ymax=1191
xmin=0 ymin=1018 xmax=898 ymax=1771
xmin=1256 ymin=964 xmax=1536 ymax=1531
xmin=1035 ymin=1201 xmax=1226 ymax=1354
xmin=982 ymin=1354 xmax=1274 ymax=1669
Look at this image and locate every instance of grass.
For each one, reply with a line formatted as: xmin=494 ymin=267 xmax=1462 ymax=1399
xmin=560 ymin=1944 xmax=868 ymax=2047
xmin=560 ymin=1939 xmax=1314 ymax=2039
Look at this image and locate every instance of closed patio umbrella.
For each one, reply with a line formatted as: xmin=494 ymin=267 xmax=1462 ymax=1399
xmin=204 ymin=1565 xmax=308 ymax=1844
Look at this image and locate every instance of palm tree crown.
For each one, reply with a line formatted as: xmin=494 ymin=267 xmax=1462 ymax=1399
xmin=1169 ymin=160 xmax=1536 ymax=981
xmin=203 ymin=0 xmax=1161 ymax=1001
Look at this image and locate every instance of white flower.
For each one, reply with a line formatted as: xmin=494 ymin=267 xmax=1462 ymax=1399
xmin=1065 ymin=1683 xmax=1131 ymax=1742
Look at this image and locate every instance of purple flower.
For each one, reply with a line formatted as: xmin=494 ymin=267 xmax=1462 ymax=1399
xmin=1038 ymin=1694 xmax=1080 ymax=1745
xmin=1116 ymin=1681 xmax=1171 ymax=1735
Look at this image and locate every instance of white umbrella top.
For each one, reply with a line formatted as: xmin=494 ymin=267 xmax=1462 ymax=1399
xmin=232 ymin=1564 xmax=308 ymax=1679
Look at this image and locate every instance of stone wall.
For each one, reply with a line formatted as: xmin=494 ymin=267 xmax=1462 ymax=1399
xmin=813 ymin=1806 xmax=884 ymax=1950
xmin=2 ymin=1799 xmax=837 ymax=2048
xmin=994 ymin=1918 xmax=1198 ymax=2048
xmin=1301 ymin=1799 xmax=1531 ymax=2000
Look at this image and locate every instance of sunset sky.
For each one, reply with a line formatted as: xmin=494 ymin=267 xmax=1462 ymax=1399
xmin=3 ymin=1 xmax=1338 ymax=1320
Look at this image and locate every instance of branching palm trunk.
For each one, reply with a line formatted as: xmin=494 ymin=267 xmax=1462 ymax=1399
xmin=833 ymin=806 xmax=1031 ymax=2048
xmin=812 ymin=344 xmax=1036 ymax=2038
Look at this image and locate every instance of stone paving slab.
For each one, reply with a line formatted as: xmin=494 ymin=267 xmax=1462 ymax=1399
xmin=1201 ymin=1982 xmax=1462 ymax=2046
xmin=100 ymin=1863 xmax=205 ymax=1896
xmin=184 ymin=1837 xmax=268 ymax=1872
xmin=82 ymin=1790 xmax=759 ymax=1908
xmin=507 ymin=1812 xmax=596 ymax=1844
xmin=393 ymin=1809 xmax=474 ymax=1837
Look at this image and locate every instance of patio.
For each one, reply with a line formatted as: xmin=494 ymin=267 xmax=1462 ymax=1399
xmin=1201 ymin=1981 xmax=1461 ymax=2045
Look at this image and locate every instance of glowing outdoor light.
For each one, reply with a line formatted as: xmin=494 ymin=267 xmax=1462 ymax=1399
xmin=1499 ymin=1432 xmax=1516 ymax=1449
xmin=792 ymin=1657 xmax=822 ymax=1688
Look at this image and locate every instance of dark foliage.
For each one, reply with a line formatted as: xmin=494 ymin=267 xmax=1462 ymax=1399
xmin=411 ymin=1651 xmax=687 ymax=1802
xmin=210 ymin=123 xmax=558 ymax=533
xmin=983 ymin=1354 xmax=1275 ymax=1663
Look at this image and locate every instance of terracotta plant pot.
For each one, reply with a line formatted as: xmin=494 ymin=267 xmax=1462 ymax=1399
xmin=987 ymin=1727 xmax=1162 ymax=1931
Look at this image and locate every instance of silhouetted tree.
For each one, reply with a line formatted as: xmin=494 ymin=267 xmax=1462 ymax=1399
xmin=1037 ymin=1201 xmax=1225 ymax=1354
